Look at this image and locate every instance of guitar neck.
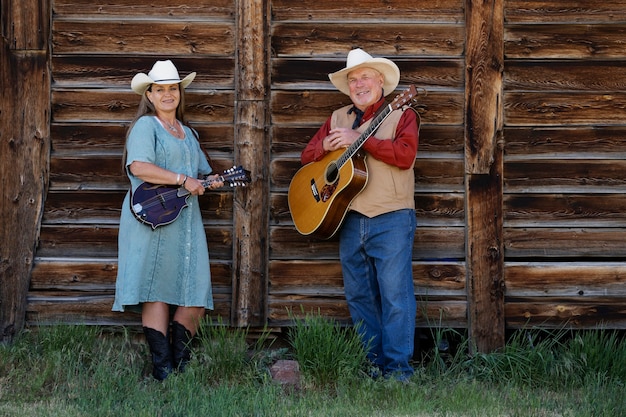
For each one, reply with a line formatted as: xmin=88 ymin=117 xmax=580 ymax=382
xmin=336 ymin=104 xmax=393 ymax=169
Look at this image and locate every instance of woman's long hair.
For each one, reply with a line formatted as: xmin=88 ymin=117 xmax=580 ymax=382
xmin=121 ymin=84 xmax=190 ymax=172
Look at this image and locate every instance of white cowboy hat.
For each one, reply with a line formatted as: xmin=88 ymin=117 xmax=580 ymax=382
xmin=328 ymin=48 xmax=400 ymax=97
xmin=131 ymin=60 xmax=196 ymax=95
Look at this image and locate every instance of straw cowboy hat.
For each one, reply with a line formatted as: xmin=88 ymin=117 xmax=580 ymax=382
xmin=131 ymin=60 xmax=196 ymax=95
xmin=328 ymin=48 xmax=400 ymax=97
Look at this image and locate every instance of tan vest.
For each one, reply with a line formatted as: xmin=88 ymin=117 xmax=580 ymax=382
xmin=331 ymin=104 xmax=416 ymax=218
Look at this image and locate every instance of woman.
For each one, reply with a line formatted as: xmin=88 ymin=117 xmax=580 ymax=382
xmin=113 ymin=60 xmax=222 ymax=380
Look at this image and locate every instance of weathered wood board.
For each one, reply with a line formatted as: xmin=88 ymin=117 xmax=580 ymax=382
xmin=2 ymin=0 xmax=625 ymax=344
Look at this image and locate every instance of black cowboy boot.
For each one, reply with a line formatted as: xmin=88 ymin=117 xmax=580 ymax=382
xmin=171 ymin=321 xmax=193 ymax=372
xmin=143 ymin=326 xmax=173 ymax=381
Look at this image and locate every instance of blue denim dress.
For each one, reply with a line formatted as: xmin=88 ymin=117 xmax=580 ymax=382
xmin=113 ymin=116 xmax=213 ymax=312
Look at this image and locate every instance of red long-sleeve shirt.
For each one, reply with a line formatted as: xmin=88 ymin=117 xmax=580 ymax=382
xmin=300 ymin=97 xmax=419 ymax=168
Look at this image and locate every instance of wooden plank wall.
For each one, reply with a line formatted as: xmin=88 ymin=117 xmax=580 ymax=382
xmin=29 ymin=0 xmax=468 ymax=329
xmin=503 ymin=1 xmax=626 ymax=328
xmin=23 ymin=0 xmax=626 ymax=334
xmin=0 ymin=0 xmax=51 ymax=341
xmin=28 ymin=0 xmax=238 ymax=325
xmin=465 ymin=0 xmax=505 ymax=352
xmin=267 ymin=0 xmax=468 ymax=328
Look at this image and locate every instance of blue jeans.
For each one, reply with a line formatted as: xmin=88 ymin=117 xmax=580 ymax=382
xmin=339 ymin=209 xmax=417 ymax=379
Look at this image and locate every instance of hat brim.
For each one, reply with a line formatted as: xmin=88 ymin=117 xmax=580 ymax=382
xmin=328 ymin=58 xmax=400 ymax=97
xmin=131 ymin=72 xmax=196 ymax=95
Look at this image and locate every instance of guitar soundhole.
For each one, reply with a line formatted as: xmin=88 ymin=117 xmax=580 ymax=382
xmin=325 ymin=163 xmax=339 ymax=184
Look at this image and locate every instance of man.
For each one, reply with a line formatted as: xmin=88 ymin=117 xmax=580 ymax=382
xmin=300 ymin=48 xmax=419 ymax=381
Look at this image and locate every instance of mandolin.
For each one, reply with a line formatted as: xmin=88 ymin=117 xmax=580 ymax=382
xmin=131 ymin=165 xmax=251 ymax=229
xmin=287 ymin=85 xmax=419 ymax=239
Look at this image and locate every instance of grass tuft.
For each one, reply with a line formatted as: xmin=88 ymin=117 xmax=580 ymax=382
xmin=287 ymin=309 xmax=369 ymax=387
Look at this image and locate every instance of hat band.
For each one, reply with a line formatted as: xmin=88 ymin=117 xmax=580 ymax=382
xmin=153 ymin=78 xmax=181 ymax=83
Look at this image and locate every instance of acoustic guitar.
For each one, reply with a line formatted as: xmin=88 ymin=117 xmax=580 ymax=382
xmin=131 ymin=165 xmax=251 ymax=229
xmin=287 ymin=85 xmax=419 ymax=239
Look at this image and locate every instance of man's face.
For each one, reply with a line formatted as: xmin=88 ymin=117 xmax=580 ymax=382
xmin=347 ymin=67 xmax=384 ymax=110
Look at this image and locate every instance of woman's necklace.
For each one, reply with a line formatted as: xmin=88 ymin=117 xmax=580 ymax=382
xmin=157 ymin=115 xmax=182 ymax=138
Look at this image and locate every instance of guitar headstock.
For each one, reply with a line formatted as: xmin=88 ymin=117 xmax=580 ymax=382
xmin=222 ymin=165 xmax=252 ymax=187
xmin=390 ymin=85 xmax=419 ymax=111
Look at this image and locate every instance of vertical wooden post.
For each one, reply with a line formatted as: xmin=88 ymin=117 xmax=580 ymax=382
xmin=464 ymin=0 xmax=505 ymax=352
xmin=0 ymin=0 xmax=50 ymax=342
xmin=231 ymin=0 xmax=269 ymax=326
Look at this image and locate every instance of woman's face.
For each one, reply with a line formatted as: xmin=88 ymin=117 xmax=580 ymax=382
xmin=146 ymin=83 xmax=180 ymax=114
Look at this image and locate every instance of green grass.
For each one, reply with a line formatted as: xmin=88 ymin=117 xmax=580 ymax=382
xmin=1 ymin=317 xmax=625 ymax=417
xmin=289 ymin=310 xmax=369 ymax=386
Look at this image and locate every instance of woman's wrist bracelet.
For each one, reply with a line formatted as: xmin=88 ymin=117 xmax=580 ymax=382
xmin=176 ymin=173 xmax=181 ymax=185
xmin=182 ymin=175 xmax=188 ymax=186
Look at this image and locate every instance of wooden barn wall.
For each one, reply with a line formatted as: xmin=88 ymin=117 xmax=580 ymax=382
xmin=268 ymin=0 xmax=467 ymax=328
xmin=0 ymin=0 xmax=51 ymax=340
xmin=22 ymin=0 xmax=626 ymax=333
xmin=502 ymin=1 xmax=626 ymax=328
xmin=28 ymin=0 xmax=468 ymax=329
xmin=29 ymin=0 xmax=239 ymax=326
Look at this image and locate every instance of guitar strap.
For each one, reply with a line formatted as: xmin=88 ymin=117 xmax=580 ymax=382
xmin=405 ymin=105 xmax=422 ymax=134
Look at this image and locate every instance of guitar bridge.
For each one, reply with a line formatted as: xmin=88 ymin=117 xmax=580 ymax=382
xmin=310 ymin=179 xmax=320 ymax=202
